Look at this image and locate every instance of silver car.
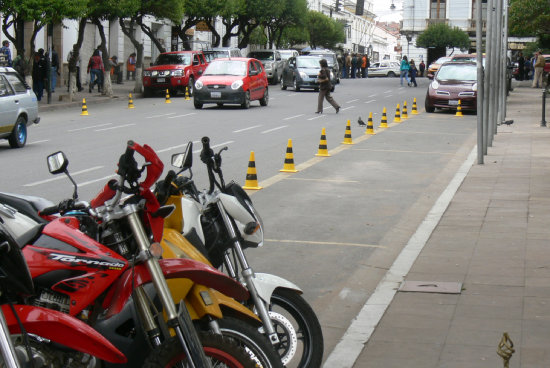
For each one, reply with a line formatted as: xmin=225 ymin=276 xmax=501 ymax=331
xmin=0 ymin=67 xmax=40 ymax=148
xmin=368 ymin=61 xmax=400 ymax=77
xmin=247 ymin=50 xmax=284 ymax=85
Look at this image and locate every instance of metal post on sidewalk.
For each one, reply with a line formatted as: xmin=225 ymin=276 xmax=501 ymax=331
xmin=542 ymin=89 xmax=547 ymax=127
xmin=476 ymin=0 xmax=484 ymax=164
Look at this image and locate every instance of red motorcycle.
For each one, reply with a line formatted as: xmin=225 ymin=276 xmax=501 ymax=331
xmin=5 ymin=141 xmax=256 ymax=367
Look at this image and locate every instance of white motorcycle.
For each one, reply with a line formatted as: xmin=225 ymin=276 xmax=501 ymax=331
xmin=155 ymin=137 xmax=324 ymax=368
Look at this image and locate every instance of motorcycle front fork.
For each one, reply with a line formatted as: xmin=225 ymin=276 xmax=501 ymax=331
xmin=0 ymin=309 xmax=20 ymax=368
xmin=126 ymin=209 xmax=209 ymax=368
xmin=216 ymin=202 xmax=280 ymax=345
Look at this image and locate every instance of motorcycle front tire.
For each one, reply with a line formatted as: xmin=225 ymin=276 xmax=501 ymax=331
xmin=143 ymin=332 xmax=257 ymax=368
xmin=270 ymin=288 xmax=324 ymax=368
xmin=216 ymin=317 xmax=284 ymax=368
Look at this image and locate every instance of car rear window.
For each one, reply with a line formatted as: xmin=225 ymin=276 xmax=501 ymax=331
xmin=436 ymin=64 xmax=477 ymax=81
xmin=155 ymin=53 xmax=191 ymax=66
xmin=248 ymin=51 xmax=274 ymax=61
xmin=297 ymin=58 xmax=320 ymax=68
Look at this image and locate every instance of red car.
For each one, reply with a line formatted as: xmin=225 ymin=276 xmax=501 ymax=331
xmin=142 ymin=50 xmax=208 ymax=97
xmin=193 ymin=58 xmax=269 ymax=109
xmin=425 ymin=61 xmax=477 ymax=113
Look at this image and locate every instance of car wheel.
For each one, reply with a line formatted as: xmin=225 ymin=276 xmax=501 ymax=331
xmin=187 ymin=77 xmax=195 ymax=97
xmin=241 ymin=91 xmax=250 ymax=109
xmin=293 ymin=78 xmax=300 ymax=92
xmin=260 ymin=88 xmax=269 ymax=106
xmin=143 ymin=87 xmax=152 ymax=97
xmin=9 ymin=116 xmax=27 ymax=148
xmin=425 ymin=99 xmax=435 ymax=113
xmin=387 ymin=71 xmax=396 ymax=77
xmin=194 ymin=99 xmax=203 ymax=109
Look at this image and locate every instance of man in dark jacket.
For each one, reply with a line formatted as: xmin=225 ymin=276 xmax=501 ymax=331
xmin=32 ymin=49 xmax=47 ymax=101
xmin=316 ymin=59 xmax=340 ymax=114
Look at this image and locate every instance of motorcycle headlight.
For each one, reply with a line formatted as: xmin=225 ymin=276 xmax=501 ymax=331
xmin=299 ymin=71 xmax=307 ymax=79
xmin=231 ymin=80 xmax=243 ymax=90
xmin=431 ymin=80 xmax=440 ymax=89
xmin=472 ymin=83 xmax=477 ymax=91
xmin=143 ymin=70 xmax=151 ymax=77
xmin=172 ymin=70 xmax=183 ymax=76
xmin=195 ymin=80 xmax=203 ymax=90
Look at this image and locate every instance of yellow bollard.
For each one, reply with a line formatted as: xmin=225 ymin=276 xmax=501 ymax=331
xmin=80 ymin=98 xmax=89 ymax=116
xmin=379 ymin=107 xmax=388 ymax=128
xmin=280 ymin=139 xmax=299 ymax=173
xmin=394 ymin=103 xmax=401 ymax=123
xmin=411 ymin=97 xmax=418 ymax=114
xmin=315 ymin=128 xmax=331 ymax=157
xmin=165 ymin=89 xmax=171 ymax=104
xmin=128 ymin=93 xmax=135 ymax=109
xmin=455 ymin=100 xmax=463 ymax=117
xmin=242 ymin=151 xmax=263 ymax=190
xmin=342 ymin=120 xmax=354 ymax=145
xmin=366 ymin=112 xmax=375 ymax=135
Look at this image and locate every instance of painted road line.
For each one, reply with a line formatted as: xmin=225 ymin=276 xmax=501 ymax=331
xmin=286 ymin=177 xmax=360 ymax=183
xmin=157 ymin=142 xmax=199 ymax=154
xmin=341 ymin=106 xmax=355 ymax=111
xmin=368 ymin=94 xmax=377 ymax=98
xmin=192 ymin=141 xmax=234 ymax=154
xmin=384 ymin=90 xmax=392 ymax=94
xmin=346 ymin=99 xmax=359 ymax=103
xmin=168 ymin=113 xmax=197 ymax=119
xmin=145 ymin=113 xmax=176 ymax=119
xmin=95 ymin=123 xmax=136 ymax=132
xmin=79 ymin=174 xmax=116 ymax=187
xmin=68 ymin=123 xmax=112 ymax=132
xmin=234 ymin=125 xmax=262 ymax=133
xmin=28 ymin=140 xmax=50 ymax=145
xmin=353 ymin=148 xmax=454 ymax=155
xmin=364 ymin=99 xmax=376 ymax=104
xmin=322 ymin=146 xmax=477 ymax=368
xmin=25 ymin=166 xmax=104 ymax=187
xmin=283 ymin=114 xmax=304 ymax=121
xmin=261 ymin=125 xmax=288 ymax=134
xmin=386 ymin=130 xmax=472 ymax=136
xmin=265 ymin=239 xmax=385 ymax=249
xmin=307 ymin=115 xmax=327 ymax=121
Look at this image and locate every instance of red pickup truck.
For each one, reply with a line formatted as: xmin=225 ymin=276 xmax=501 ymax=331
xmin=143 ymin=50 xmax=208 ymax=97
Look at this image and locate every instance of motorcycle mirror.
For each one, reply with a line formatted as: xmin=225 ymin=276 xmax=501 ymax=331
xmin=171 ymin=142 xmax=193 ymax=170
xmin=47 ymin=151 xmax=69 ymax=174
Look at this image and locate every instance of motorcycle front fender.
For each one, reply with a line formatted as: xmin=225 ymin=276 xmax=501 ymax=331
xmin=2 ymin=304 xmax=126 ymax=364
xmin=103 ymin=258 xmax=250 ymax=318
xmin=250 ymin=273 xmax=303 ymax=305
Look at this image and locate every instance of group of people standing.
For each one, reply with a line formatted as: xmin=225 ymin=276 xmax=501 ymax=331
xmin=516 ymin=50 xmax=547 ymax=88
xmin=31 ymin=47 xmax=59 ymax=101
xmin=340 ymin=53 xmax=370 ymax=79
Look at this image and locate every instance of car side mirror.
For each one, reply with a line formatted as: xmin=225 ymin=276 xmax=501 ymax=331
xmin=172 ymin=142 xmax=193 ymax=171
xmin=47 ymin=151 xmax=69 ymax=174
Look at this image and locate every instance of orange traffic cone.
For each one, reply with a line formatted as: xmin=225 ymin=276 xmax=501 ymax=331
xmin=342 ymin=120 xmax=353 ymax=145
xmin=242 ymin=151 xmax=263 ymax=190
xmin=379 ymin=107 xmax=388 ymax=128
xmin=280 ymin=139 xmax=298 ymax=173
xmin=80 ymin=98 xmax=88 ymax=116
xmin=366 ymin=112 xmax=375 ymax=135
xmin=394 ymin=103 xmax=401 ymax=123
xmin=315 ymin=128 xmax=331 ymax=157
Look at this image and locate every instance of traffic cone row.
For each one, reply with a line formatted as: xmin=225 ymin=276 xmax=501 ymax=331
xmin=379 ymin=107 xmax=388 ymax=128
xmin=242 ymin=152 xmax=263 ymax=190
xmin=342 ymin=120 xmax=354 ymax=145
xmin=402 ymin=101 xmax=408 ymax=119
xmin=128 ymin=93 xmax=135 ymax=109
xmin=280 ymin=139 xmax=298 ymax=173
xmin=394 ymin=103 xmax=401 ymax=123
xmin=315 ymin=128 xmax=331 ymax=157
xmin=366 ymin=112 xmax=375 ymax=135
xmin=412 ymin=98 xmax=418 ymax=114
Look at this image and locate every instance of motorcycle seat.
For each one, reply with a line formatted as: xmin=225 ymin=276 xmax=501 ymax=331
xmin=0 ymin=192 xmax=53 ymax=224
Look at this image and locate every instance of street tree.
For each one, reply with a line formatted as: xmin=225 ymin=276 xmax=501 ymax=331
xmin=307 ymin=10 xmax=345 ymax=50
xmin=176 ymin=0 xmax=221 ymax=48
xmin=416 ymin=23 xmax=470 ymax=54
xmin=509 ymin=0 xmax=550 ymax=48
xmin=264 ymin=0 xmax=308 ymax=49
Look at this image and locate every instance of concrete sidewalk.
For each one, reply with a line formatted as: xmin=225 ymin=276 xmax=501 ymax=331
xmin=342 ymin=83 xmax=550 ymax=367
xmin=37 ymin=79 xmax=141 ymax=112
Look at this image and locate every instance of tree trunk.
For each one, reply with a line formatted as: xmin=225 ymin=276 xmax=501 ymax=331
xmin=119 ymin=17 xmax=144 ymax=94
xmin=68 ymin=18 xmax=87 ymax=102
xmin=93 ymin=19 xmax=113 ymax=97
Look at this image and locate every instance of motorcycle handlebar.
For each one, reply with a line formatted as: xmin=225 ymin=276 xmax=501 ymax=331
xmin=90 ymin=179 xmax=118 ymax=209
xmin=39 ymin=205 xmax=61 ymax=216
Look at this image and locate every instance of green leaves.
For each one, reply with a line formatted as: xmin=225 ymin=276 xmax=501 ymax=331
xmin=416 ymin=23 xmax=470 ymax=50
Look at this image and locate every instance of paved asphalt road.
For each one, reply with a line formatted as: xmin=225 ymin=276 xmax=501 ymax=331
xmin=0 ymin=76 xmax=478 ymax=365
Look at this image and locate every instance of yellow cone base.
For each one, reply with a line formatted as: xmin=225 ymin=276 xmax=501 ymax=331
xmin=80 ymin=98 xmax=88 ymax=116
xmin=242 ymin=152 xmax=262 ymax=190
xmin=455 ymin=110 xmax=463 ymax=117
xmin=316 ymin=128 xmax=331 ymax=157
xmin=280 ymin=139 xmax=299 ymax=173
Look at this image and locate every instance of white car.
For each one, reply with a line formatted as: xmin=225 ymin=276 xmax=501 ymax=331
xmin=368 ymin=61 xmax=400 ymax=77
xmin=0 ymin=67 xmax=40 ymax=148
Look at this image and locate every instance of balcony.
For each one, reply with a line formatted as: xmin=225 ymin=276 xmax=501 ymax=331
xmin=425 ymin=18 xmax=449 ymax=26
xmin=469 ymin=19 xmax=487 ymax=31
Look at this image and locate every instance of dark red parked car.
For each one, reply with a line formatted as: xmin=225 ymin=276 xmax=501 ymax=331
xmin=425 ymin=61 xmax=478 ymax=113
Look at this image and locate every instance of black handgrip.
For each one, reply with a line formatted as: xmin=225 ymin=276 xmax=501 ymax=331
xmin=200 ymin=136 xmax=214 ymax=164
xmin=39 ymin=205 xmax=59 ymax=216
xmin=117 ymin=140 xmax=139 ymax=184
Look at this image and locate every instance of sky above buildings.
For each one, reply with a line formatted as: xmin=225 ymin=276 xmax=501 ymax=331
xmin=372 ymin=0 xmax=403 ymax=22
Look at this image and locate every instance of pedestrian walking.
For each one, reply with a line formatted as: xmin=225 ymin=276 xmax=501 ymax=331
xmin=67 ymin=44 xmax=83 ymax=92
xmin=87 ymin=49 xmax=104 ymax=93
xmin=419 ymin=60 xmax=425 ymax=77
xmin=32 ymin=49 xmax=47 ymax=101
xmin=532 ymin=50 xmax=545 ymax=88
xmin=409 ymin=59 xmax=418 ymax=87
xmin=517 ymin=52 xmax=525 ymax=81
xmin=0 ymin=40 xmax=12 ymax=67
xmin=365 ymin=55 xmax=370 ymax=77
xmin=126 ymin=52 xmax=136 ymax=80
xmin=400 ymin=55 xmax=411 ymax=86
xmin=316 ymin=59 xmax=340 ymax=114
xmin=361 ymin=54 xmax=367 ymax=78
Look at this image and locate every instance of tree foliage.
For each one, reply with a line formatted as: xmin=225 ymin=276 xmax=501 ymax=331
xmin=307 ymin=10 xmax=345 ymax=49
xmin=416 ymin=23 xmax=470 ymax=53
xmin=509 ymin=0 xmax=550 ymax=37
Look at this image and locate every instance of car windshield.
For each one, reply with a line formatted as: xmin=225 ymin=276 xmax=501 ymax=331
xmin=279 ymin=51 xmax=295 ymax=60
xmin=436 ymin=64 xmax=477 ymax=81
xmin=310 ymin=54 xmax=335 ymax=65
xmin=204 ymin=60 xmax=247 ymax=76
xmin=248 ymin=51 xmax=274 ymax=61
xmin=155 ymin=53 xmax=191 ymax=66
xmin=297 ymin=58 xmax=320 ymax=68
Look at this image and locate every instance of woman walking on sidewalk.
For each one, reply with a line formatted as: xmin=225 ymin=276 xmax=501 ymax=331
xmin=400 ymin=55 xmax=411 ymax=86
xmin=87 ymin=49 xmax=104 ymax=93
xmin=316 ymin=59 xmax=340 ymax=114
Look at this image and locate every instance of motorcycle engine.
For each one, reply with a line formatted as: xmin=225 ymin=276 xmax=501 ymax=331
xmin=32 ymin=290 xmax=70 ymax=314
xmin=3 ymin=334 xmax=97 ymax=368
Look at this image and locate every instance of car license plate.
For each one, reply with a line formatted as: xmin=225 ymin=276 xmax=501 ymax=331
xmin=157 ymin=77 xmax=165 ymax=83
xmin=210 ymin=91 xmax=221 ymax=98
xmin=449 ymin=100 xmax=459 ymax=106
